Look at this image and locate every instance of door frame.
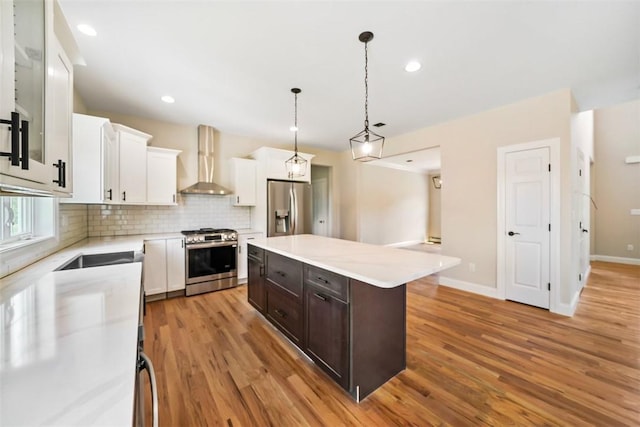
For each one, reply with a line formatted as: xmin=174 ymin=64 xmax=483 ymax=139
xmin=497 ymin=138 xmax=561 ymax=311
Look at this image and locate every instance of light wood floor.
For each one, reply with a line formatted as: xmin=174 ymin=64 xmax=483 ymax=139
xmin=142 ymin=261 xmax=640 ymax=426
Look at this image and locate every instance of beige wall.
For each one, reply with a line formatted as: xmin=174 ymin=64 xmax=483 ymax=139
xmin=593 ymin=99 xmax=640 ymax=260
xmin=340 ymin=89 xmax=574 ymax=305
xmin=358 ymin=165 xmax=428 ymax=245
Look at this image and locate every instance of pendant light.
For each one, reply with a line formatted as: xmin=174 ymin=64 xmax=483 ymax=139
xmin=350 ymin=31 xmax=384 ymax=162
xmin=285 ymin=88 xmax=308 ymax=179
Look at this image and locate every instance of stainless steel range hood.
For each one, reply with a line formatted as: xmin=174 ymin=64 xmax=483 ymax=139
xmin=180 ymin=125 xmax=232 ymax=195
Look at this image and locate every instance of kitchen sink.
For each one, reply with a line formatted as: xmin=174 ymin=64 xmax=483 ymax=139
xmin=55 ymin=250 xmax=144 ymax=271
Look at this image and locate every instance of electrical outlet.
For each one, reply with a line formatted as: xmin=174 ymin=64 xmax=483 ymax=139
xmin=469 ymin=262 xmax=476 ymax=272
xmin=627 ymin=244 xmax=635 ymax=251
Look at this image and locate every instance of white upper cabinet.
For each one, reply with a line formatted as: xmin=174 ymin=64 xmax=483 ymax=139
xmin=230 ymin=157 xmax=256 ymax=206
xmin=147 ymin=147 xmax=181 ymax=205
xmin=114 ymin=124 xmax=151 ymax=204
xmin=250 ymin=147 xmax=314 ymax=183
xmin=68 ymin=116 xmax=182 ymax=205
xmin=46 ymin=36 xmax=73 ymax=196
xmin=0 ymin=0 xmax=76 ymax=195
xmin=64 ymin=113 xmax=117 ymax=204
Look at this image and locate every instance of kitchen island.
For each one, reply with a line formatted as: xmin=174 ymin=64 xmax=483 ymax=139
xmin=247 ymin=234 xmax=460 ymax=401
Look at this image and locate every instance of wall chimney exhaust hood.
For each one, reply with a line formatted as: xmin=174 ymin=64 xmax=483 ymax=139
xmin=180 ymin=125 xmax=232 ymax=195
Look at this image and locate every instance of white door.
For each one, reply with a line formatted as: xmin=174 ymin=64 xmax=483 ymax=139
xmin=577 ymin=148 xmax=589 ymax=290
xmin=505 ymin=147 xmax=550 ymax=309
xmin=312 ymin=177 xmax=329 ymax=236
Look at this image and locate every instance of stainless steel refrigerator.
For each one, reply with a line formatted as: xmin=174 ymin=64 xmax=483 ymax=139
xmin=267 ymin=180 xmax=312 ymax=237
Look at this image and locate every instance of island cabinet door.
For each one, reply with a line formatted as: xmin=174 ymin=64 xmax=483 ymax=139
xmin=247 ymin=247 xmax=266 ymax=313
xmin=266 ymin=252 xmax=303 ymax=299
xmin=265 ymin=282 xmax=303 ymax=346
xmin=304 ymin=284 xmax=350 ymax=390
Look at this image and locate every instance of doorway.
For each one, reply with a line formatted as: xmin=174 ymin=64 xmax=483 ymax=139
xmin=497 ymin=138 xmax=560 ymax=310
xmin=311 ymin=165 xmax=331 ymax=237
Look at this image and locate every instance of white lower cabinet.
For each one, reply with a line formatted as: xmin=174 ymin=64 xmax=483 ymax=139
xmin=143 ymin=237 xmax=185 ymax=298
xmin=237 ymin=231 xmax=264 ymax=284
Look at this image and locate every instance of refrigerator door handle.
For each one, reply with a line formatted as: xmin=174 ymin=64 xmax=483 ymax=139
xmin=289 ymin=186 xmax=296 ymax=234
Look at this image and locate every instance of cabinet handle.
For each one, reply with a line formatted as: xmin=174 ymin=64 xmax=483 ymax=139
xmin=173 ymin=194 xmax=176 ymax=203
xmin=52 ymin=160 xmax=63 ymax=186
xmin=259 ymin=265 xmax=265 ymax=276
xmin=107 ymin=189 xmax=113 ymax=201
xmin=276 ymin=270 xmax=286 ymax=277
xmin=122 ymin=191 xmax=126 ymax=201
xmin=0 ymin=112 xmax=20 ymax=166
xmin=274 ymin=308 xmax=287 ymax=318
xmin=61 ymin=161 xmax=66 ymax=188
xmin=313 ymin=293 xmax=328 ymax=302
xmin=236 ymin=196 xmax=239 ymax=204
xmin=20 ymin=119 xmax=28 ymax=170
xmin=316 ymin=276 xmax=329 ymax=284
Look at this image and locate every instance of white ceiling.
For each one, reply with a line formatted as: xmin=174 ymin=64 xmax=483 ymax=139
xmin=59 ymin=1 xmax=640 ymax=153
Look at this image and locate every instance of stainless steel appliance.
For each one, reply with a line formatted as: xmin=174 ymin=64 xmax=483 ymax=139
xmin=135 ymin=261 xmax=158 ymax=427
xmin=182 ymin=228 xmax=238 ymax=296
xmin=267 ymin=180 xmax=312 ymax=237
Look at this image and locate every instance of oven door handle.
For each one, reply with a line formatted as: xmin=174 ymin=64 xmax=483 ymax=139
xmin=186 ymin=242 xmax=238 ymax=250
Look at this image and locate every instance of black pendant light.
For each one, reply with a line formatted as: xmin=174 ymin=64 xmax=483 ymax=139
xmin=350 ymin=31 xmax=384 ymax=162
xmin=285 ymin=88 xmax=308 ymax=179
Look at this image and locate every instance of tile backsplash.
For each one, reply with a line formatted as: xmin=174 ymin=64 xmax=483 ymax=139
xmin=87 ymin=194 xmax=251 ymax=236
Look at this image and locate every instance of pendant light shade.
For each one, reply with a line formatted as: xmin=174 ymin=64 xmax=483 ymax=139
xmin=285 ymin=88 xmax=308 ymax=179
xmin=350 ymin=31 xmax=384 ymax=162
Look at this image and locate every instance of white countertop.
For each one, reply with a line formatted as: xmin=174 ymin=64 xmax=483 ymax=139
xmin=249 ymin=235 xmax=461 ymax=288
xmin=0 ymin=262 xmax=143 ymax=426
xmin=0 ymin=234 xmax=178 ymax=426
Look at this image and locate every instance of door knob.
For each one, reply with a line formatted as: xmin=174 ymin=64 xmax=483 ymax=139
xmin=507 ymin=231 xmax=520 ymax=236
xmin=582 ymin=229 xmax=589 ymax=233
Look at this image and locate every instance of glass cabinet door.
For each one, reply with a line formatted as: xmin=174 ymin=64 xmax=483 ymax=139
xmin=0 ymin=0 xmax=49 ymax=185
xmin=14 ymin=0 xmax=45 ymax=165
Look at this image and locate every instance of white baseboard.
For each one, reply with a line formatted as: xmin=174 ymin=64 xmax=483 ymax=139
xmin=386 ymin=240 xmax=425 ymax=248
xmin=438 ymin=276 xmax=502 ymax=299
xmin=553 ymin=290 xmax=581 ymax=317
xmin=590 ymin=255 xmax=640 ymax=265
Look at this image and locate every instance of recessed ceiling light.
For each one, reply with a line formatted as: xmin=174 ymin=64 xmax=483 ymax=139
xmin=161 ymin=95 xmax=175 ymax=104
xmin=405 ymin=61 xmax=421 ymax=72
xmin=77 ymin=24 xmax=97 ymax=37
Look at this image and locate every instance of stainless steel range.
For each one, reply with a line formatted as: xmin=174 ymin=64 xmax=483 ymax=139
xmin=181 ymin=228 xmax=238 ymax=296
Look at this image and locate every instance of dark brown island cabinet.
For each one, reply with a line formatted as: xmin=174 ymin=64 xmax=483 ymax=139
xmin=247 ymin=243 xmax=406 ymax=401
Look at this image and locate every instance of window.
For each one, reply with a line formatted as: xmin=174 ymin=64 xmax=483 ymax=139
xmin=1 ymin=197 xmax=34 ymax=242
xmin=0 ymin=197 xmax=55 ymax=247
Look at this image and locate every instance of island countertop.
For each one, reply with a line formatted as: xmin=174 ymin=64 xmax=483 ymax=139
xmin=249 ymin=235 xmax=460 ymax=288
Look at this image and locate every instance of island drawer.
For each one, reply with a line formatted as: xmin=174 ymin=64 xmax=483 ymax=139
xmin=266 ymin=282 xmax=303 ymax=345
xmin=304 ymin=265 xmax=349 ymax=303
xmin=266 ymin=252 xmax=303 ymax=298
xmin=247 ymin=244 xmax=264 ymax=262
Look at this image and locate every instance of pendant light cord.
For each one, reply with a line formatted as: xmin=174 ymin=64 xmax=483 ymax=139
xmin=364 ymin=40 xmax=369 ymax=131
xmin=294 ymin=91 xmax=298 ymax=153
